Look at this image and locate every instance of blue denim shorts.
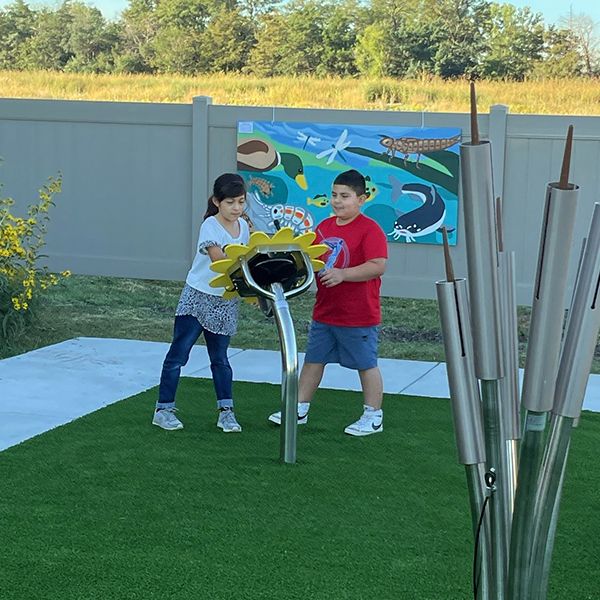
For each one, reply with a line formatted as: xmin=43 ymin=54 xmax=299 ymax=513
xmin=304 ymin=320 xmax=379 ymax=370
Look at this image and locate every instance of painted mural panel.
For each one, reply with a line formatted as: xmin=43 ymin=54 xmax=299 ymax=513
xmin=237 ymin=120 xmax=461 ymax=245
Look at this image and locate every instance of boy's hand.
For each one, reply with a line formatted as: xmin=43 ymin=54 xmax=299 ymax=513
xmin=319 ymin=268 xmax=345 ymax=287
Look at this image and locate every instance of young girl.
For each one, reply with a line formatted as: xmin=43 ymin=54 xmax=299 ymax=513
xmin=152 ymin=173 xmax=250 ymax=433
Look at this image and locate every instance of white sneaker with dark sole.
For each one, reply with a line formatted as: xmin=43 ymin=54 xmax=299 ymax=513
xmin=268 ymin=411 xmax=308 ymax=426
xmin=152 ymin=408 xmax=184 ymax=430
xmin=217 ymin=409 xmax=242 ymax=433
xmin=344 ymin=411 xmax=383 ymax=437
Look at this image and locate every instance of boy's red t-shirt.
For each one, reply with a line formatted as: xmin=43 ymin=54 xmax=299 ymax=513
xmin=313 ymin=214 xmax=388 ymax=327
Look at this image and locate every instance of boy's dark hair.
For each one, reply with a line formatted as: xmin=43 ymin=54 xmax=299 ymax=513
xmin=333 ymin=169 xmax=366 ymax=196
xmin=203 ymin=173 xmax=246 ymax=220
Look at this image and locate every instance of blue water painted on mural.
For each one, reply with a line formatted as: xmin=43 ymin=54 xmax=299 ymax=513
xmin=237 ymin=120 xmax=461 ymax=246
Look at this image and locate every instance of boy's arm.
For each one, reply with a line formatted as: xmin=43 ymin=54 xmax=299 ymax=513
xmin=319 ymin=258 xmax=386 ymax=287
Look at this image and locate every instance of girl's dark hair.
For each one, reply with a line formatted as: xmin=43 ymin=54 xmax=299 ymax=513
xmin=203 ymin=173 xmax=246 ymax=220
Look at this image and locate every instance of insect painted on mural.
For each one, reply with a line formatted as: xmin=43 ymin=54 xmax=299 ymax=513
xmin=268 ymin=204 xmax=314 ymax=233
xmin=379 ymin=134 xmax=461 ymax=167
xmin=247 ymin=177 xmax=275 ymax=198
xmin=249 ymin=192 xmax=314 ymax=234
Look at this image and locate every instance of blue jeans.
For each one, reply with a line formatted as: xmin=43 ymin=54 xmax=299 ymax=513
xmin=157 ymin=315 xmax=233 ymax=410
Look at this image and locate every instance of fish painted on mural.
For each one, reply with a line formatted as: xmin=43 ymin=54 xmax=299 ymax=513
xmin=307 ymin=193 xmax=330 ymax=208
xmin=388 ymin=183 xmax=453 ymax=243
xmin=379 ymin=133 xmax=461 ymax=168
xmin=364 ymin=175 xmax=378 ymax=202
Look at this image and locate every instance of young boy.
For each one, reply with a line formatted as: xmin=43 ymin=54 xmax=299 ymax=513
xmin=269 ymin=169 xmax=388 ymax=436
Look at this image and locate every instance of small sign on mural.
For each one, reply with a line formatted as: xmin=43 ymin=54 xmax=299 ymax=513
xmin=237 ymin=120 xmax=461 ymax=245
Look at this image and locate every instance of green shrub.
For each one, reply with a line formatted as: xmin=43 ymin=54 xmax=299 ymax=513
xmin=0 ymin=176 xmax=69 ymax=339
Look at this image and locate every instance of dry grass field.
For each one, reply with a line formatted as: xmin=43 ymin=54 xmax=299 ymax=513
xmin=2 ymin=70 xmax=600 ymax=114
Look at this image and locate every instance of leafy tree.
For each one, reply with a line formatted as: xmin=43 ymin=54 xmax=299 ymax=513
xmin=318 ymin=0 xmax=364 ymax=76
xmin=150 ymin=25 xmax=202 ymax=73
xmin=430 ymin=0 xmax=488 ymax=78
xmin=277 ymin=0 xmax=326 ymax=75
xmin=560 ymin=12 xmax=600 ymax=76
xmin=114 ymin=0 xmax=158 ymax=73
xmin=479 ymin=3 xmax=544 ymax=79
xmin=0 ymin=0 xmax=36 ymax=69
xmin=355 ymin=22 xmax=386 ymax=76
xmin=238 ymin=0 xmax=282 ymax=19
xmin=65 ymin=2 xmax=117 ymax=73
xmin=531 ymin=25 xmax=583 ymax=79
xmin=18 ymin=5 xmax=73 ymax=70
xmin=247 ymin=12 xmax=288 ymax=76
xmin=198 ymin=7 xmax=254 ymax=72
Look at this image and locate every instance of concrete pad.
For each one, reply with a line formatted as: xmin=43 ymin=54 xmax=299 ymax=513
xmin=583 ymin=375 xmax=600 ymax=413
xmin=0 ymin=412 xmax=74 ymax=452
xmin=2 ymin=337 xmax=600 ymax=453
xmin=401 ymin=363 xmax=449 ymax=398
xmin=0 ymin=337 xmax=229 ymax=451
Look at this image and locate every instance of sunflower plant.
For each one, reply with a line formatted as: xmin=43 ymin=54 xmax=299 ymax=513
xmin=0 ymin=175 xmax=70 ymax=339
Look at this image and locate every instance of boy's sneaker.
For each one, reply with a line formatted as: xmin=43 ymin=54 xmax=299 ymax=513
xmin=152 ymin=407 xmax=184 ymax=430
xmin=344 ymin=409 xmax=383 ymax=437
xmin=268 ymin=411 xmax=308 ymax=426
xmin=217 ymin=409 xmax=242 ymax=433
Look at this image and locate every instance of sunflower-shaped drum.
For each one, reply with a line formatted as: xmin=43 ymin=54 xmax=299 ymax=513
xmin=209 ymin=227 xmax=327 ymax=301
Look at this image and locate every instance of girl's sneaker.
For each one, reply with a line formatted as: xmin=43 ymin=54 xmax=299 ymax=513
xmin=152 ymin=407 xmax=184 ymax=430
xmin=267 ymin=411 xmax=308 ymax=426
xmin=217 ymin=409 xmax=242 ymax=433
xmin=344 ymin=408 xmax=383 ymax=437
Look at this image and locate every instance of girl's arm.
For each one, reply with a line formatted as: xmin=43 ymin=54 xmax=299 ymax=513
xmin=207 ymin=245 xmax=227 ymax=262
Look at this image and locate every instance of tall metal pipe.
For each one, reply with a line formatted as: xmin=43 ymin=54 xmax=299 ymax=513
xmin=508 ymin=127 xmax=578 ymax=600
xmin=460 ymin=141 xmax=504 ymax=381
xmin=497 ymin=194 xmax=521 ymax=546
xmin=270 ymin=282 xmax=299 ymax=464
xmin=527 ymin=202 xmax=600 ymax=597
xmin=437 ymin=275 xmax=490 ymax=599
xmin=461 ymin=92 xmax=507 ymax=595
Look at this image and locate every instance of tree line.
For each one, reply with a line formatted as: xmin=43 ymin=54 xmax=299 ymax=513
xmin=0 ymin=0 xmax=597 ymax=79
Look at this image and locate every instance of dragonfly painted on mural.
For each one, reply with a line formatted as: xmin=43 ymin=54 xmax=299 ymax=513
xmin=316 ymin=129 xmax=351 ymax=165
xmin=296 ymin=131 xmax=321 ymax=150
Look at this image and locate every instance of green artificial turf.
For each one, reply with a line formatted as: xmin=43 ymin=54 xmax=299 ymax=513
xmin=0 ymin=381 xmax=598 ymax=599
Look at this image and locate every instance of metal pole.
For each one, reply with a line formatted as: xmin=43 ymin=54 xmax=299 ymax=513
xmin=461 ymin=140 xmax=506 ymax=599
xmin=270 ymin=282 xmax=299 ymax=464
xmin=507 ymin=182 xmax=578 ymax=600
xmin=534 ymin=440 xmax=569 ymax=600
xmin=527 ymin=202 xmax=600 ymax=598
xmin=467 ymin=463 xmax=492 ymax=600
xmin=528 ymin=417 xmax=572 ymax=598
xmin=436 ymin=276 xmax=490 ymax=599
xmin=498 ymin=249 xmax=520 ymax=537
xmin=481 ymin=379 xmax=507 ymax=598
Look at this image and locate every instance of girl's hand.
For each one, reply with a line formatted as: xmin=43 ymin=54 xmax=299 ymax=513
xmin=319 ymin=268 xmax=345 ymax=287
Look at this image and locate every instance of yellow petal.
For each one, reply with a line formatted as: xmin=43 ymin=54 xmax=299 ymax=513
xmin=271 ymin=227 xmax=295 ymax=244
xmin=211 ymin=258 xmax=234 ymax=273
xmin=243 ymin=296 xmax=258 ymax=304
xmin=225 ymin=244 xmax=250 ymax=260
xmin=210 ymin=274 xmax=233 ymax=288
xmin=223 ymin=290 xmax=239 ymax=300
xmin=305 ymin=244 xmax=329 ymax=258
xmin=293 ymin=231 xmax=316 ymax=248
xmin=311 ymin=259 xmax=325 ymax=271
xmin=248 ymin=231 xmax=271 ymax=247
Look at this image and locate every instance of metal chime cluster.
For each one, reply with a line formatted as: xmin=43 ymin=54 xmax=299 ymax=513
xmin=437 ymin=83 xmax=600 ymax=600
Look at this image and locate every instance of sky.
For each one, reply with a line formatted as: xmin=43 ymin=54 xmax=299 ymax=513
xmin=1 ymin=0 xmax=599 ymax=23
